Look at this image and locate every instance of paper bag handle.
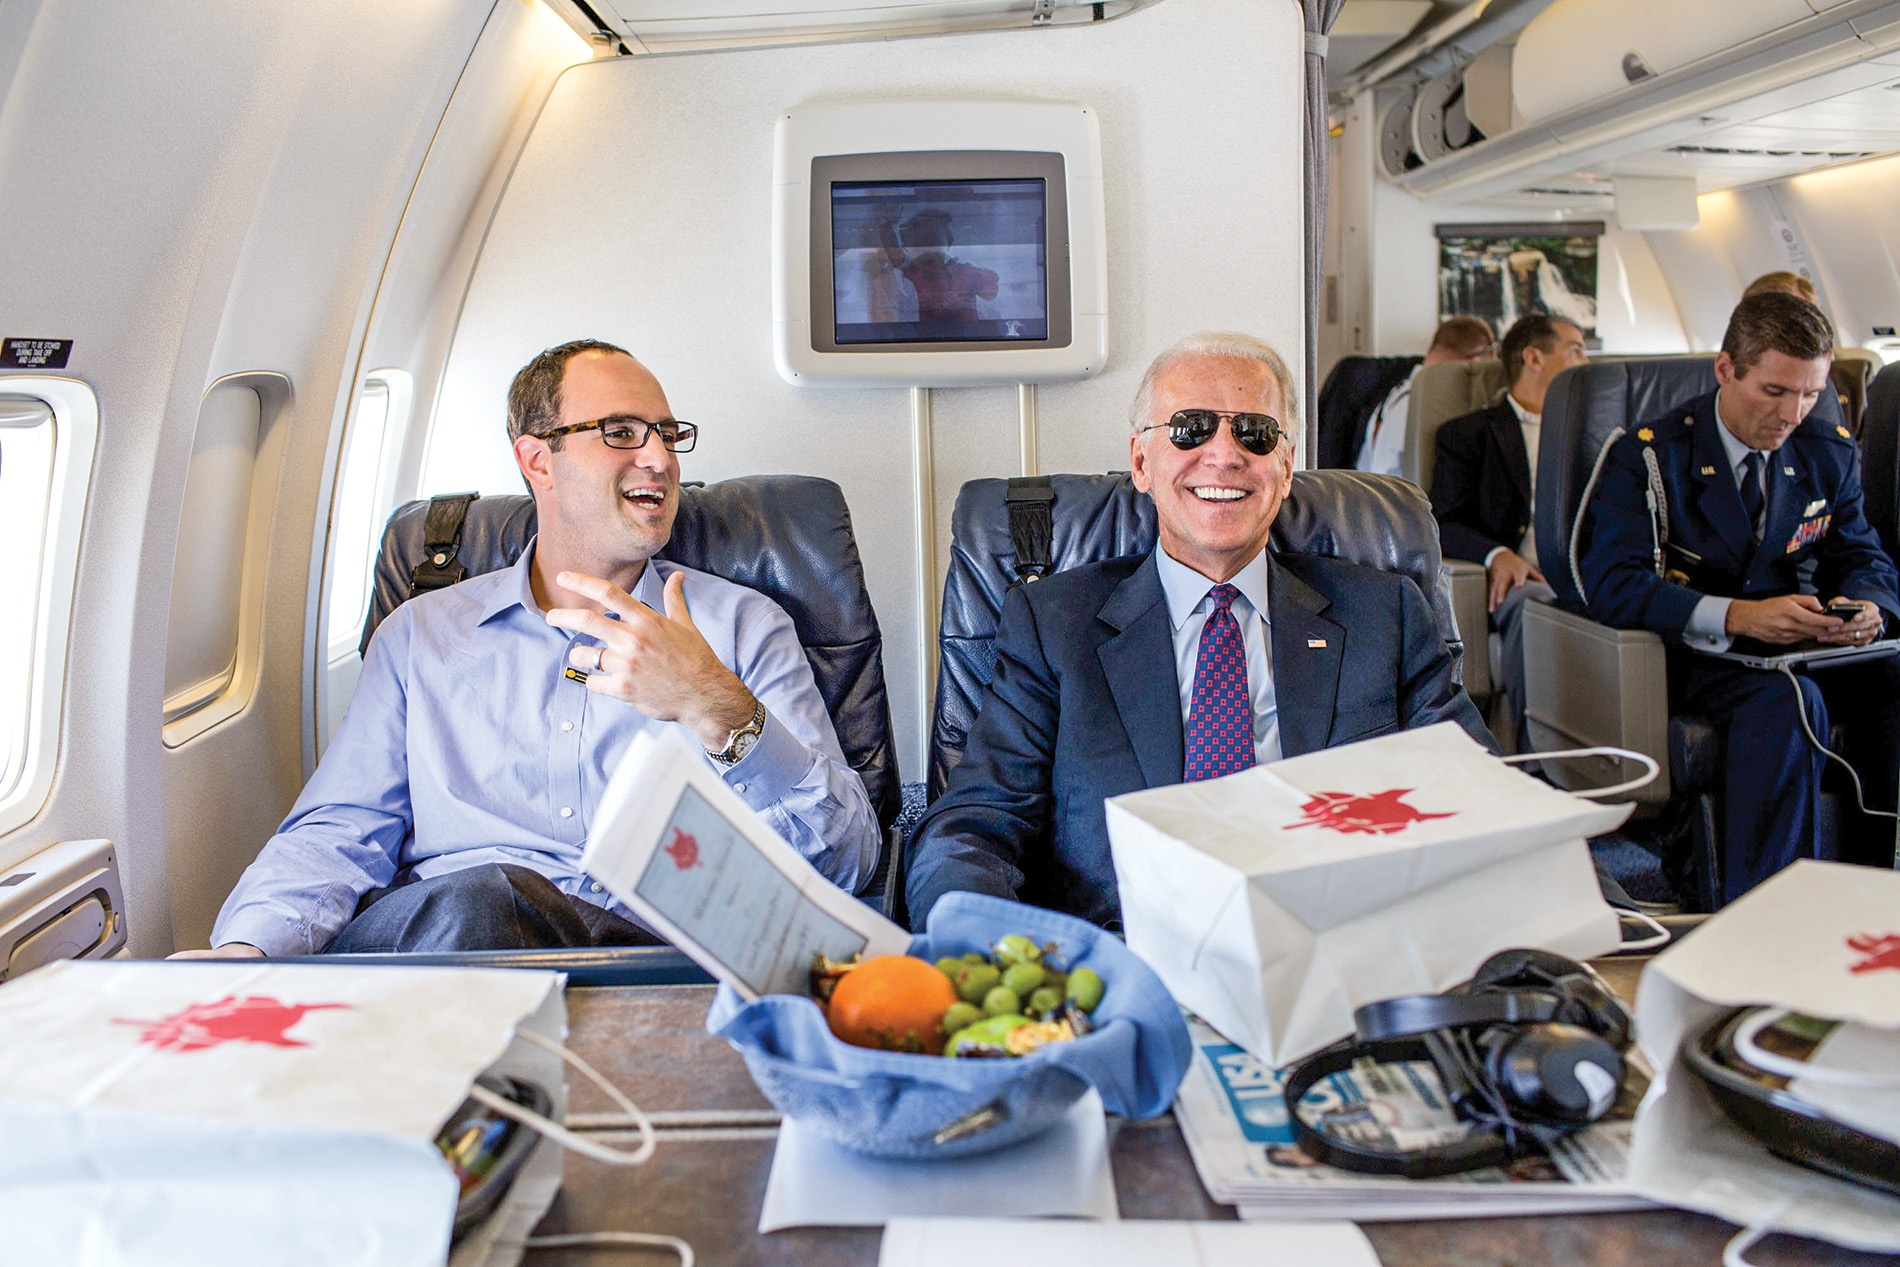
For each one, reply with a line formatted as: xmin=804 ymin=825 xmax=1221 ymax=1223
xmin=1503 ymin=747 xmax=1660 ymax=800
xmin=1733 ymin=1009 xmax=1900 ymax=1090
xmin=467 ymin=1029 xmax=656 ymax=1167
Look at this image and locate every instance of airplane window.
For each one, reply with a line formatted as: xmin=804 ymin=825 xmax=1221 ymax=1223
xmin=0 ymin=381 xmax=96 ymax=839
xmin=0 ymin=403 xmax=56 ymax=804
xmin=325 ymin=372 xmax=410 ymax=665
xmin=1866 ymin=338 xmax=1900 ymax=368
xmin=162 ymin=381 xmax=265 ymax=735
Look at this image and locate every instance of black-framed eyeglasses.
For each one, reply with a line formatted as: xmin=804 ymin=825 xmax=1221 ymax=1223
xmin=538 ymin=416 xmax=698 ymax=452
xmin=1137 ymin=409 xmax=1282 ymax=457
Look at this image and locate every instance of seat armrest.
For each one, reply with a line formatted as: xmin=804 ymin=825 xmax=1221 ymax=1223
xmin=1444 ymin=559 xmax=1491 ymax=700
xmin=1522 ymin=599 xmax=1672 ymax=804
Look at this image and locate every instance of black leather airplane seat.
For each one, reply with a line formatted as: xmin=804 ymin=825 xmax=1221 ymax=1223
xmin=360 ymin=476 xmax=903 ymax=899
xmin=1528 ymin=356 xmax=1848 ymax=910
xmin=1315 ymin=353 xmax=1421 ymax=470
xmin=927 ymin=469 xmax=1465 ymax=799
xmin=1863 ymin=360 xmax=1900 ymax=564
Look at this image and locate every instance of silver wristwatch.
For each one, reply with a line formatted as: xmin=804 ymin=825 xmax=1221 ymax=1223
xmin=708 ymin=699 xmax=766 ymax=765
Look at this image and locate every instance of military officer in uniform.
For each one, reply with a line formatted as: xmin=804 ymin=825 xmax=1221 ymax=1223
xmin=1580 ymin=292 xmax=1900 ymax=906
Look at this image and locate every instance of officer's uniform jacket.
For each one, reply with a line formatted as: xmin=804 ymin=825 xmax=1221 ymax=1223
xmin=1580 ymin=389 xmax=1900 ymax=642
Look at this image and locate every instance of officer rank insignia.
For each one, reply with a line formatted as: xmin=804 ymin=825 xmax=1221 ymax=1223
xmin=1636 ymin=427 xmax=1654 ymax=442
xmin=1837 ymin=425 xmax=1852 ymax=439
xmin=1787 ymin=514 xmax=1832 ymax=553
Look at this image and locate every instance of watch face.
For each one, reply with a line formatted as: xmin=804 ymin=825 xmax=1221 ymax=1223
xmin=729 ymin=728 xmax=759 ymax=761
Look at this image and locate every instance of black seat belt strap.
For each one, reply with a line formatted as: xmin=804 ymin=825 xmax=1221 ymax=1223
xmin=1005 ymin=476 xmax=1055 ymax=588
xmin=409 ymin=492 xmax=480 ymax=597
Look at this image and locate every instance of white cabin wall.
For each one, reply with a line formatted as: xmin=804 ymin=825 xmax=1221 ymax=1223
xmin=429 ymin=0 xmax=1308 ymax=780
xmin=0 ymin=0 xmax=503 ymax=953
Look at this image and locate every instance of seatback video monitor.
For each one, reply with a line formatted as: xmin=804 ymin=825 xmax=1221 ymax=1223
xmin=773 ymin=100 xmax=1107 ymax=387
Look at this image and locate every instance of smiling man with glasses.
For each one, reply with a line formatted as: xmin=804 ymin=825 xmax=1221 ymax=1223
xmin=182 ymin=339 xmax=877 ymax=958
xmin=905 ymin=331 xmax=1492 ymax=930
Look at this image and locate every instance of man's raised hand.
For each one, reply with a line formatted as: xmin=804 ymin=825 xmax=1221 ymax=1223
xmin=546 ymin=570 xmax=758 ymax=750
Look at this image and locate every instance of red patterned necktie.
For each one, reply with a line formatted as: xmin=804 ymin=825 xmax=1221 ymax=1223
xmin=1184 ymin=583 xmax=1254 ymax=782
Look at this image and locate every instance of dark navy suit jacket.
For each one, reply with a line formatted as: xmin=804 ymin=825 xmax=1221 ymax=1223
xmin=1580 ymin=390 xmax=1900 ymax=640
xmin=1430 ymin=401 xmax=1533 ymax=565
xmin=903 ymin=550 xmax=1494 ymax=929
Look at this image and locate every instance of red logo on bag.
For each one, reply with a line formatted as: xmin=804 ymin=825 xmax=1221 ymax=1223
xmin=1287 ymin=788 xmax=1454 ymax=835
xmin=1847 ymin=933 xmax=1900 ymax=974
xmin=664 ymin=827 xmax=700 ymax=870
xmin=114 ymin=996 xmax=350 ymax=1052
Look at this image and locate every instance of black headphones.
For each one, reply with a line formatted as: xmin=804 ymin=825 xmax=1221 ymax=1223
xmin=1284 ymin=948 xmax=1632 ymax=1177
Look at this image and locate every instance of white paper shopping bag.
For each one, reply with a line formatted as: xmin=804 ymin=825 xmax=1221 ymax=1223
xmin=1627 ymin=861 xmax=1900 ymax=1252
xmin=0 ymin=960 xmax=566 ymax=1267
xmin=1106 ymin=723 xmax=1628 ymax=1066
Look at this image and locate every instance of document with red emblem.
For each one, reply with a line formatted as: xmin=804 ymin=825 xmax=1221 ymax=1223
xmin=582 ymin=729 xmax=909 ymax=999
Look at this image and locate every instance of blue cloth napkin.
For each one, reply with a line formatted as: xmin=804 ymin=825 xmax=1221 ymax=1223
xmin=706 ymin=892 xmax=1192 ymax=1158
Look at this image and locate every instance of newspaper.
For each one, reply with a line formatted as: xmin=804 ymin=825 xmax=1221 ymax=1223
xmin=580 ymin=729 xmax=909 ymax=999
xmin=1173 ymin=1019 xmax=1655 ymax=1221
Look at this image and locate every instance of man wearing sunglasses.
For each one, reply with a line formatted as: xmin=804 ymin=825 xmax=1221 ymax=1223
xmin=905 ymin=332 xmax=1492 ymax=930
xmin=185 ymin=339 xmax=878 ymax=958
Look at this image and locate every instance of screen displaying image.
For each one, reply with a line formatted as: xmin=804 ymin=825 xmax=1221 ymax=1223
xmin=830 ymin=178 xmax=1048 ymax=344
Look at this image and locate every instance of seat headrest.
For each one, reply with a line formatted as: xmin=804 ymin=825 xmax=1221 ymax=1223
xmin=1404 ymin=359 xmax=1507 ymax=489
xmin=1536 ymin=355 xmax=1850 ymax=608
xmin=1863 ymin=360 xmax=1900 ymax=564
xmin=361 ymin=476 xmax=900 ymax=831
xmin=929 ymin=470 xmax=1458 ymax=796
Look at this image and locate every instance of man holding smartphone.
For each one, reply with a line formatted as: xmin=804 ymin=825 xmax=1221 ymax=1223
xmin=1581 ymin=293 xmax=1900 ymax=905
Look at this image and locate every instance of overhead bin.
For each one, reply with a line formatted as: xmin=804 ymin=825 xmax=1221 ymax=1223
xmin=1382 ymin=0 xmax=1900 ymax=201
xmin=1514 ymin=0 xmax=1827 ymax=124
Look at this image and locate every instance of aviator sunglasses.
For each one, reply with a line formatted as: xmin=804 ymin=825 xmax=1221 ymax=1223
xmin=1137 ymin=409 xmax=1282 ymax=457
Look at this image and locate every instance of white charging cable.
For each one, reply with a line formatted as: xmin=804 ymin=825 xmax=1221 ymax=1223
xmin=523 ymin=1232 xmax=694 ymax=1264
xmin=1722 ymin=1195 xmax=1795 ymax=1267
xmin=1733 ymin=1007 xmax=1900 ymax=1090
xmin=1614 ymin=907 xmax=1672 ymax=952
xmin=1504 ymin=746 xmax=1662 ymax=801
xmin=468 ymin=1029 xmax=657 ymax=1166
xmin=1776 ymin=664 xmax=1899 ymax=822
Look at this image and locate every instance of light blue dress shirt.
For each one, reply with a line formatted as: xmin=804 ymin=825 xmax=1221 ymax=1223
xmin=212 ymin=545 xmax=879 ymax=955
xmin=1154 ymin=545 xmax=1281 ymax=764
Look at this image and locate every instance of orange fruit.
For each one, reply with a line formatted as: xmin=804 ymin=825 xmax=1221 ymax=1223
xmin=825 ymin=954 xmax=960 ymax=1054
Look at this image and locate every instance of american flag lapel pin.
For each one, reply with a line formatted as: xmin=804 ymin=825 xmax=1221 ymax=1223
xmin=1307 ymin=637 xmax=1328 ymax=648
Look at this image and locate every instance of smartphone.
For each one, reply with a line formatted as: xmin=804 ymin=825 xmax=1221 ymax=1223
xmin=1824 ymin=600 xmax=1864 ymax=620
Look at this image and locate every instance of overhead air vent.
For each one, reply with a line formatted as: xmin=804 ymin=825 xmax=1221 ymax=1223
xmin=1667 ymin=144 xmax=1881 ymax=159
xmin=562 ymin=0 xmax=1143 ymax=52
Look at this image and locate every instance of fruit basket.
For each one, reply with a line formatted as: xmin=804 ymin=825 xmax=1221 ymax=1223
xmin=705 ymin=892 xmax=1191 ymax=1158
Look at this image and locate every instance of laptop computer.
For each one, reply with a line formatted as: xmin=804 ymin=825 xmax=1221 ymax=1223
xmin=1695 ymin=638 xmax=1899 ymax=672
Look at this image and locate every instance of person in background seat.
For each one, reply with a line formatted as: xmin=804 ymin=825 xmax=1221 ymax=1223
xmin=1580 ymin=293 xmax=1900 ymax=905
xmin=1354 ymin=315 xmax=1496 ymax=477
xmin=175 ymin=340 xmax=877 ymax=958
xmin=1428 ymin=313 xmax=1588 ymax=748
xmin=905 ymin=331 xmax=1494 ymax=930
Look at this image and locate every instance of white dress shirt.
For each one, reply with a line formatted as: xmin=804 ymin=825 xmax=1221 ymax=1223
xmin=1154 ymin=545 xmax=1281 ymax=764
xmin=1355 ymin=366 xmax=1422 ymax=478
xmin=1482 ymin=393 xmax=1542 ymax=570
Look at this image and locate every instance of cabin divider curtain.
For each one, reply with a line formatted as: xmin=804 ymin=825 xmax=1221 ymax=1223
xmin=1302 ymin=0 xmax=1346 ymax=444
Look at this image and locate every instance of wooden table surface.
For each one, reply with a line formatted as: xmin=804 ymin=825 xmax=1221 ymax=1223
xmin=521 ymin=981 xmax=1898 ymax=1267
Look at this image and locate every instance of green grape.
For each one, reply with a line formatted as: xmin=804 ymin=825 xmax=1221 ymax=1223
xmin=1040 ymin=969 xmax=1067 ymax=995
xmin=944 ymin=1013 xmax=1031 ymax=1057
xmin=1066 ymin=966 xmax=1105 ymax=1013
xmin=994 ymin=934 xmax=1042 ymax=967
xmin=941 ymin=1002 xmax=984 ymax=1033
xmin=961 ymin=951 xmax=988 ymax=964
xmin=953 ymin=962 xmax=1001 ymax=1004
xmin=935 ymin=956 xmax=964 ymax=979
xmin=1001 ymin=962 xmax=1046 ymax=996
xmin=1028 ymin=986 xmax=1064 ymax=1016
xmin=981 ymin=985 xmax=1021 ymax=1017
